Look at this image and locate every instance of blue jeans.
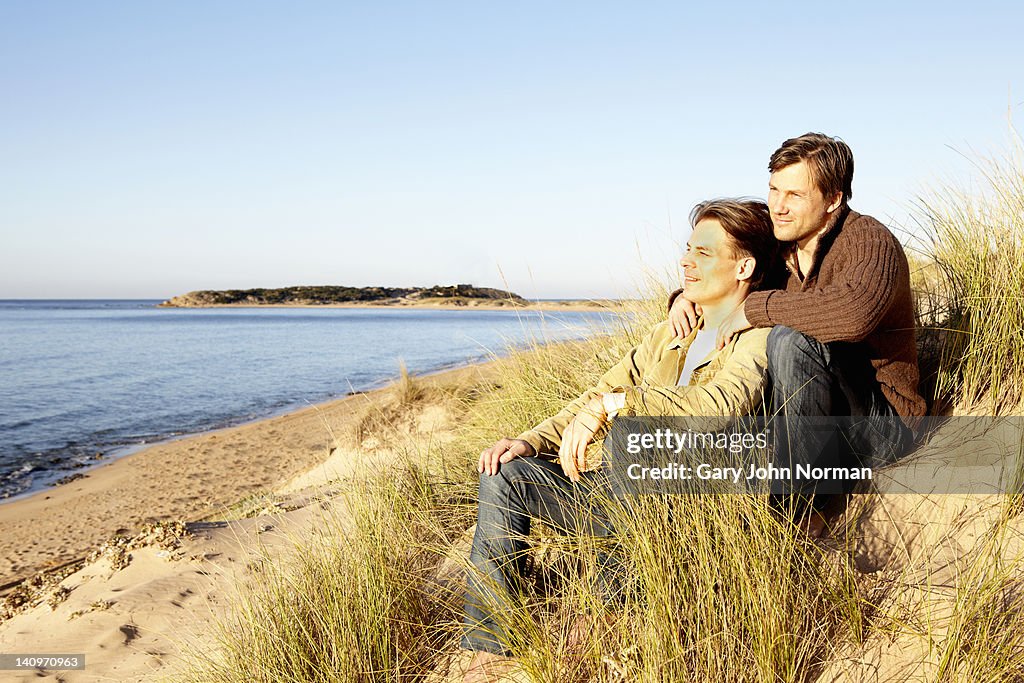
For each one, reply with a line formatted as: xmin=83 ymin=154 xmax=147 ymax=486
xmin=766 ymin=326 xmax=914 ymax=508
xmin=460 ymin=457 xmax=621 ymax=655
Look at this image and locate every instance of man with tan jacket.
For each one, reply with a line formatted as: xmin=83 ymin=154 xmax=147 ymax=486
xmin=461 ymin=198 xmax=779 ymax=679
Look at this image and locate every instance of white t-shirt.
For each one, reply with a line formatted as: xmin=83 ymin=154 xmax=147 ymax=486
xmin=677 ymin=327 xmax=717 ymax=386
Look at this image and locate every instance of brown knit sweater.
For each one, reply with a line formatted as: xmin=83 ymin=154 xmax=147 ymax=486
xmin=671 ymin=208 xmax=927 ymax=422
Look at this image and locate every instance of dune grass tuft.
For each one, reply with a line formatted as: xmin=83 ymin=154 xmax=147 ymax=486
xmin=914 ymin=145 xmax=1024 ymax=414
xmin=183 ymin=463 xmax=466 ymax=682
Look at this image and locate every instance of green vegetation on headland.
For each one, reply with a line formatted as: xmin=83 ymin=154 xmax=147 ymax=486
xmin=159 ymin=284 xmax=529 ymax=307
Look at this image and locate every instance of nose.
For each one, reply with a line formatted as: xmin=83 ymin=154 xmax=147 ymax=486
xmin=771 ymin=195 xmax=788 ymax=216
xmin=680 ymin=253 xmax=695 ymax=269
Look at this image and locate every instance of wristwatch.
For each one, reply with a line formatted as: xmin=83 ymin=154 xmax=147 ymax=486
xmin=602 ymin=389 xmax=627 ymax=418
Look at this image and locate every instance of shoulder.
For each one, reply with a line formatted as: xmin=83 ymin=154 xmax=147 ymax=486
xmin=840 ymin=210 xmax=902 ymax=246
xmin=698 ymin=325 xmax=768 ymax=385
xmin=642 ymin=320 xmax=677 ymax=346
xmin=737 ymin=326 xmax=769 ymax=342
xmin=832 ymin=209 xmax=908 ymax=261
xmin=732 ymin=326 xmax=769 ymax=351
xmin=716 ymin=326 xmax=768 ymax=366
xmin=617 ymin=320 xmax=677 ymax=355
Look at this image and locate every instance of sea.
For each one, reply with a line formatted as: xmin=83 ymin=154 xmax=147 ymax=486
xmin=0 ymin=300 xmax=620 ymax=500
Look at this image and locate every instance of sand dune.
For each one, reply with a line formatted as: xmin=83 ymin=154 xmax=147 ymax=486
xmin=2 ymin=365 xmax=1022 ymax=681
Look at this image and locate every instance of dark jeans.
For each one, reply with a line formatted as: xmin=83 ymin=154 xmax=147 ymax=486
xmin=460 ymin=456 xmax=621 ymax=655
xmin=766 ymin=326 xmax=914 ymax=509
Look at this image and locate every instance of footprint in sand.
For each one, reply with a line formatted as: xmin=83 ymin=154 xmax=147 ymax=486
xmin=119 ymin=623 xmax=140 ymax=644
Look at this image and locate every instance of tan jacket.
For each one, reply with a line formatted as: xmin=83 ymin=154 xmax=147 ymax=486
xmin=516 ymin=321 xmax=770 ymax=463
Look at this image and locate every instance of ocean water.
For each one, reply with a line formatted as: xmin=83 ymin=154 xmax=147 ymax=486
xmin=0 ymin=300 xmax=619 ymax=499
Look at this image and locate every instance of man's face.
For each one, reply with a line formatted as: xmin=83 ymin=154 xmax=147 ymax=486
xmin=767 ymin=160 xmax=841 ymax=246
xmin=679 ymin=218 xmax=745 ymax=306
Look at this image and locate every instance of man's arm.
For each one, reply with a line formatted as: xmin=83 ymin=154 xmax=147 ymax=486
xmin=667 ymin=288 xmax=701 ymax=339
xmin=667 ymin=287 xmax=685 ymax=312
xmin=744 ymin=238 xmax=903 ymax=343
xmin=515 ymin=328 xmax=656 ymax=456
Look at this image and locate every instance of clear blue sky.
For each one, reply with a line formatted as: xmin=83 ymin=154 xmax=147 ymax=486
xmin=2 ymin=1 xmax=1021 ymax=299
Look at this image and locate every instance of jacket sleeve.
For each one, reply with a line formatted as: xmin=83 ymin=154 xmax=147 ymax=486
xmin=516 ymin=325 xmax=659 ymax=455
xmin=744 ymin=238 xmax=902 ymax=343
xmin=618 ymin=328 xmax=769 ymax=428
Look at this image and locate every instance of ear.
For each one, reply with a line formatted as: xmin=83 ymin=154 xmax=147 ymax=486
xmin=825 ymin=191 xmax=844 ymax=214
xmin=735 ymin=256 xmax=757 ymax=282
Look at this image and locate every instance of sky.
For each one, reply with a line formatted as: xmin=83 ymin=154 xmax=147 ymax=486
xmin=1 ymin=1 xmax=1022 ymax=300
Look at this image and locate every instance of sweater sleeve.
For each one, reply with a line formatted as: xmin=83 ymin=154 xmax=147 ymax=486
xmin=667 ymin=287 xmax=685 ymax=314
xmin=743 ymin=238 xmax=901 ymax=343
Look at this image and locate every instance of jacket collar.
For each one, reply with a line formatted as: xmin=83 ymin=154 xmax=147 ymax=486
xmin=665 ymin=316 xmax=741 ymax=353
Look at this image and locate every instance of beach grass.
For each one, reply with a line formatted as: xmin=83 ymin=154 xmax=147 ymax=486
xmin=913 ymin=144 xmax=1024 ymax=415
xmin=182 ymin=147 xmax=1024 ymax=682
xmin=183 ymin=461 xmax=469 ymax=682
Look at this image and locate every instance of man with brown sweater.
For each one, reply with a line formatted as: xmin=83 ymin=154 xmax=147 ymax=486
xmin=669 ymin=133 xmax=926 ymax=514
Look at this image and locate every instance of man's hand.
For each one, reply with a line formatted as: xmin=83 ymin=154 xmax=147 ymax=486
xmin=715 ymin=305 xmax=752 ymax=349
xmin=479 ymin=438 xmax=536 ymax=476
xmin=558 ymin=396 xmax=608 ymax=483
xmin=669 ymin=295 xmax=702 ymax=339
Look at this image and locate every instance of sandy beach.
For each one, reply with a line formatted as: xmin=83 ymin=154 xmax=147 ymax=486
xmin=0 ymin=359 xmax=496 ymax=682
xmin=0 ymin=361 xmax=493 ymax=591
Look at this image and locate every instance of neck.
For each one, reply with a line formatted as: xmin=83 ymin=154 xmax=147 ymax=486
xmin=796 ymin=231 xmax=822 ymax=258
xmin=796 ymin=208 xmax=842 ymax=256
xmin=698 ymin=289 xmax=749 ymax=331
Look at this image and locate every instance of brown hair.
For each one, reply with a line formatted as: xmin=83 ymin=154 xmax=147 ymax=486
xmin=769 ymin=133 xmax=854 ymax=205
xmin=689 ymin=198 xmax=777 ymax=290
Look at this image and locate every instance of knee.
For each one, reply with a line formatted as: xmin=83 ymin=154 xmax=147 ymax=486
xmin=767 ymin=325 xmax=827 ymax=379
xmin=476 ymin=469 xmax=506 ymax=504
xmin=477 ymin=457 xmax=534 ymax=501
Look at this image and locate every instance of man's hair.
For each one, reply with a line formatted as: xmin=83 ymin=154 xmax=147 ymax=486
xmin=689 ymin=198 xmax=777 ymax=290
xmin=769 ymin=133 xmax=854 ymax=205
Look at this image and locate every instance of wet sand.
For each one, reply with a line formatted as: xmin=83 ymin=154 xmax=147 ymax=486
xmin=0 ymin=362 xmax=493 ymax=590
